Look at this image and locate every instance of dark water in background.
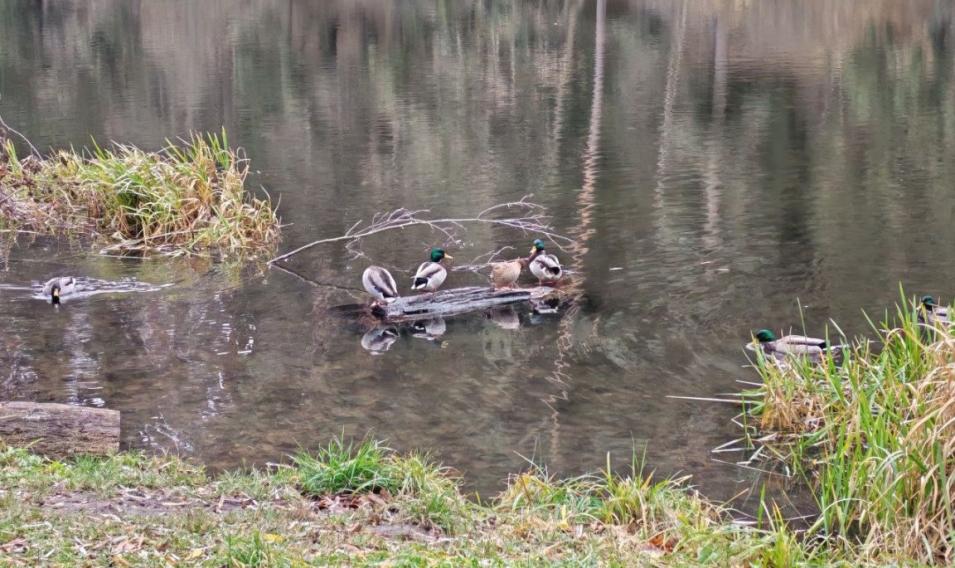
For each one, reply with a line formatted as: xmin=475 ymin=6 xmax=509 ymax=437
xmin=1 ymin=0 xmax=954 ymax=504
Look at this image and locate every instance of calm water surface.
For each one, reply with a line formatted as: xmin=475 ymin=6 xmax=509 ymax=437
xmin=2 ymin=0 xmax=954 ymax=504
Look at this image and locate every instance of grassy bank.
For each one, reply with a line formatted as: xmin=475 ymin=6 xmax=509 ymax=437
xmin=0 ymin=439 xmax=850 ymax=566
xmin=744 ymin=298 xmax=954 ymax=565
xmin=2 ymin=304 xmax=951 ymax=565
xmin=0 ymin=131 xmax=279 ymax=258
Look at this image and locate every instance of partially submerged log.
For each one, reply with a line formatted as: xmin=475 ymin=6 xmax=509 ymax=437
xmin=374 ymin=285 xmax=559 ymax=323
xmin=0 ymin=401 xmax=120 ymax=458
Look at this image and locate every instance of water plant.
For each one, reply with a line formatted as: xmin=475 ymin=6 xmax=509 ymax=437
xmin=0 ymin=129 xmax=280 ymax=258
xmin=744 ymin=293 xmax=955 ymax=564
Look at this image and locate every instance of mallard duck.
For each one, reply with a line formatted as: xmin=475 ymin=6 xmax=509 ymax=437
xmin=919 ymin=296 xmax=951 ymax=327
xmin=361 ymin=327 xmax=399 ymax=354
xmin=490 ymin=258 xmax=526 ymax=290
xmin=42 ymin=277 xmax=77 ymax=305
xmin=528 ymin=239 xmax=562 ymax=285
xmin=362 ymin=266 xmax=399 ymax=307
xmin=753 ymin=329 xmax=830 ymax=357
xmin=411 ymin=248 xmax=453 ymax=295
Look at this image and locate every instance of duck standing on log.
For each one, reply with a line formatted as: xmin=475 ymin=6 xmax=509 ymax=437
xmin=362 ymin=266 xmax=399 ymax=308
xmin=490 ymin=258 xmax=527 ymax=290
xmin=528 ymin=239 xmax=562 ymax=285
xmin=411 ymin=248 xmax=453 ymax=297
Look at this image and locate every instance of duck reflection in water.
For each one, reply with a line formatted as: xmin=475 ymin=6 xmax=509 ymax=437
xmin=486 ymin=306 xmax=521 ymax=330
xmin=411 ymin=318 xmax=446 ymax=341
xmin=530 ymin=296 xmax=560 ymax=315
xmin=360 ymin=326 xmax=399 ymax=355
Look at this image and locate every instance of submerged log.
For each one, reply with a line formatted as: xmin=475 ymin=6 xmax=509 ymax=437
xmin=374 ymin=285 xmax=559 ymax=322
xmin=0 ymin=401 xmax=120 ymax=457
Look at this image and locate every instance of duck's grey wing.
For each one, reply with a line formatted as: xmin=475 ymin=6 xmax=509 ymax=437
xmin=781 ymin=335 xmax=827 ymax=348
xmin=363 ymin=267 xmax=398 ymax=299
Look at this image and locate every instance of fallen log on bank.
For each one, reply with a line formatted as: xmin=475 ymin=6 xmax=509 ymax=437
xmin=372 ymin=285 xmax=560 ymax=323
xmin=0 ymin=401 xmax=120 ymax=457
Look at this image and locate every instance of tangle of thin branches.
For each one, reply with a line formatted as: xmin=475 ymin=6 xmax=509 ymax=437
xmin=267 ymin=195 xmax=574 ymax=265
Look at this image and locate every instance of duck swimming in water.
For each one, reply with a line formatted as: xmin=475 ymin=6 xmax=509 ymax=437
xmin=753 ymin=329 xmax=830 ymax=357
xmin=42 ymin=277 xmax=77 ymax=305
xmin=411 ymin=248 xmax=453 ymax=296
xmin=362 ymin=266 xmax=399 ymax=308
xmin=527 ymin=239 xmax=562 ymax=285
xmin=919 ymin=296 xmax=950 ymax=327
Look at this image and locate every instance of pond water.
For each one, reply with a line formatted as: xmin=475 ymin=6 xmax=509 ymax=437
xmin=2 ymin=0 xmax=954 ymax=504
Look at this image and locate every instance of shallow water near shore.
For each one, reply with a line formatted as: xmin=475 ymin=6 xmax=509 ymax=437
xmin=1 ymin=0 xmax=954 ymax=505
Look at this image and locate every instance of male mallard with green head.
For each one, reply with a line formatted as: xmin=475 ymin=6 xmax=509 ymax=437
xmin=753 ymin=329 xmax=829 ymax=357
xmin=528 ymin=239 xmax=562 ymax=285
xmin=362 ymin=266 xmax=399 ymax=308
xmin=919 ymin=296 xmax=951 ymax=327
xmin=411 ymin=248 xmax=453 ymax=295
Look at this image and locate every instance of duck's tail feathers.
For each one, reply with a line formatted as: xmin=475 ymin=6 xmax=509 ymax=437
xmin=412 ymin=277 xmax=429 ymax=290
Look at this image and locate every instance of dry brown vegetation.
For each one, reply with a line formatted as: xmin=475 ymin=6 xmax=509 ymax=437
xmin=0 ymin=130 xmax=280 ymax=258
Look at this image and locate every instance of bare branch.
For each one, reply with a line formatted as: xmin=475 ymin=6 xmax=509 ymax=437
xmin=270 ymin=261 xmax=364 ymax=293
xmin=451 ymin=246 xmax=517 ymax=274
xmin=0 ymin=110 xmax=41 ymax=158
xmin=268 ymin=198 xmax=573 ymax=265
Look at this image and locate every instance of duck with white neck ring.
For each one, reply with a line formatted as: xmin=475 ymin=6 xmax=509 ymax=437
xmin=527 ymin=239 xmax=562 ymax=286
xmin=752 ymin=329 xmax=832 ymax=358
xmin=411 ymin=248 xmax=453 ymax=297
xmin=919 ymin=296 xmax=950 ymax=327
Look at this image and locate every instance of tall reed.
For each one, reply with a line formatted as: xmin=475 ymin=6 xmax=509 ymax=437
xmin=0 ymin=130 xmax=280 ymax=258
xmin=747 ymin=294 xmax=955 ymax=563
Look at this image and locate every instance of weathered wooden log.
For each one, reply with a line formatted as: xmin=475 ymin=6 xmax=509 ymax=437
xmin=0 ymin=401 xmax=120 ymax=457
xmin=373 ymin=285 xmax=558 ymax=322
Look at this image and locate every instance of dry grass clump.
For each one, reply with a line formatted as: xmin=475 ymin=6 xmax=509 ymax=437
xmin=746 ymin=298 xmax=955 ymax=564
xmin=0 ymin=130 xmax=279 ymax=258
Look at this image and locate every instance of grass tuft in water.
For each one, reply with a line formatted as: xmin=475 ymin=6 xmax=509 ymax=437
xmin=0 ymin=130 xmax=280 ymax=258
xmin=745 ymin=291 xmax=955 ymax=564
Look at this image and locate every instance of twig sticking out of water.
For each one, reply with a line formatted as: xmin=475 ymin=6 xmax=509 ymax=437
xmin=270 ymin=261 xmax=363 ymax=293
xmin=268 ymin=196 xmax=573 ymax=265
xmin=0 ymin=105 xmax=40 ymax=157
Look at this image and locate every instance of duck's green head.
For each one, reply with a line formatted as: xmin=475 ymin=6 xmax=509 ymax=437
xmin=430 ymin=248 xmax=452 ymax=263
xmin=754 ymin=329 xmax=776 ymax=343
xmin=921 ymin=295 xmax=937 ymax=309
xmin=530 ymin=239 xmax=546 ymax=254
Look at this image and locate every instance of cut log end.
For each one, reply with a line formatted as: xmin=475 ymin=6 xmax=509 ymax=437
xmin=0 ymin=401 xmax=120 ymax=458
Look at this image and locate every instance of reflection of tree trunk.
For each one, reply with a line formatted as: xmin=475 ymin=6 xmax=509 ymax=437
xmin=545 ymin=0 xmax=582 ymax=161
xmin=567 ymin=0 xmax=606 ymax=278
xmin=543 ymin=0 xmax=606 ymax=470
xmin=653 ymin=0 xmax=687 ymax=244
xmin=702 ymin=15 xmax=726 ymax=252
